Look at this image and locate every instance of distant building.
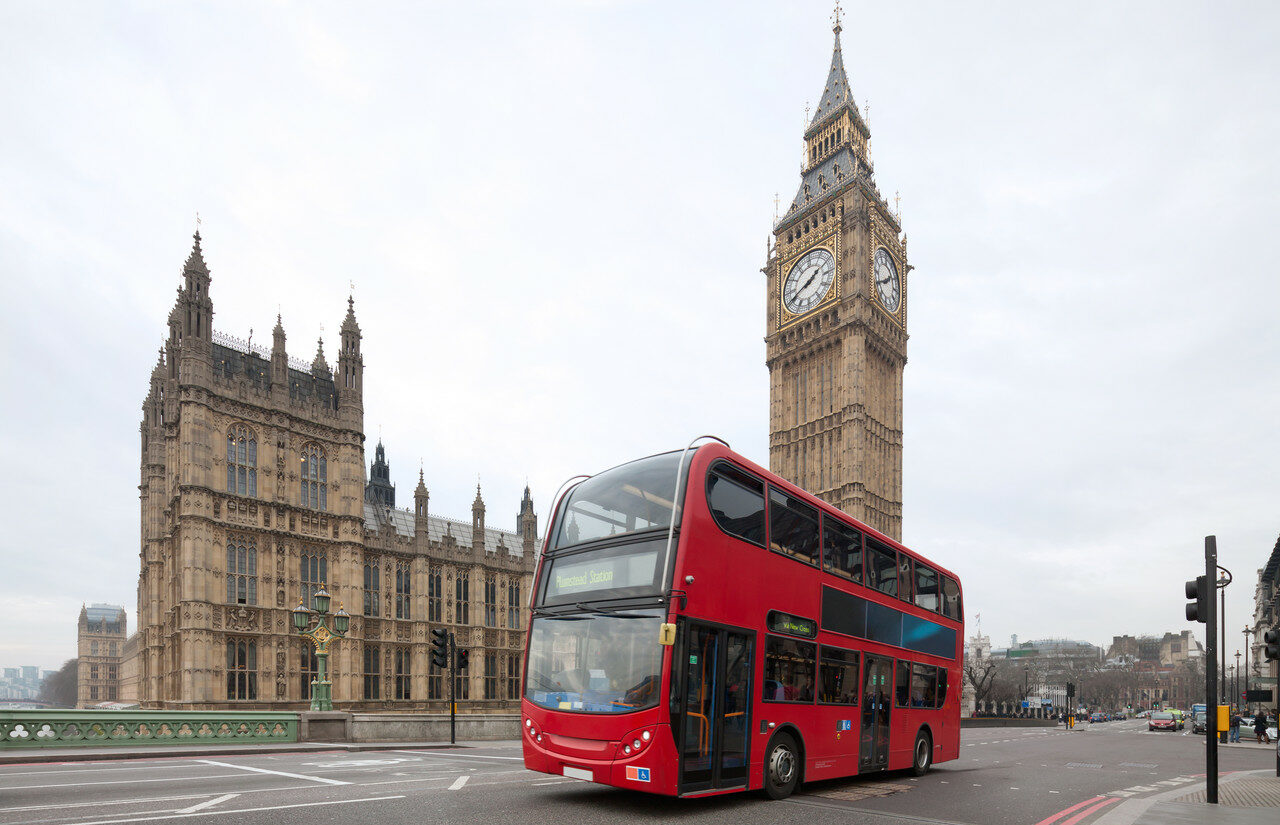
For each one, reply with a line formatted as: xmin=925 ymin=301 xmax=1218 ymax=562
xmin=77 ymin=604 xmax=126 ymax=707
xmin=1248 ymin=534 xmax=1279 ymax=710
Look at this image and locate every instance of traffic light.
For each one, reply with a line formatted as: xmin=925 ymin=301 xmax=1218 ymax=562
xmin=430 ymin=628 xmax=449 ymax=669
xmin=1066 ymin=682 xmax=1075 ymax=700
xmin=456 ymin=648 xmax=470 ymax=672
xmin=1184 ymin=576 xmax=1209 ymax=623
xmin=1264 ymin=627 xmax=1280 ymax=662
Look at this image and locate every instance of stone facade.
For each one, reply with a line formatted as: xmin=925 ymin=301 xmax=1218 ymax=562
xmin=765 ymin=20 xmax=907 ymax=540
xmin=77 ymin=604 xmax=126 ymax=707
xmin=129 ymin=233 xmax=537 ymax=711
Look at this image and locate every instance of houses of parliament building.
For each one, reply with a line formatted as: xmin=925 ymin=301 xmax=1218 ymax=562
xmin=129 ymin=233 xmax=537 ymax=711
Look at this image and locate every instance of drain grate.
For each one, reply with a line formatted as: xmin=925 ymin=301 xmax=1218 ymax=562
xmin=806 ymin=780 xmax=913 ymax=801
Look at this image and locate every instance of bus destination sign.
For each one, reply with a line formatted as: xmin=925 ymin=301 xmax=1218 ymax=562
xmin=767 ymin=610 xmax=817 ymax=639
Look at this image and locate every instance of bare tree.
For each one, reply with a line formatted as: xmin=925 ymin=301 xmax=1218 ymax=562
xmin=40 ymin=659 xmax=78 ymax=707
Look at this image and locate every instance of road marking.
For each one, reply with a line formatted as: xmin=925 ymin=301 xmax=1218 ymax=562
xmin=1033 ymin=795 xmax=1116 ymax=825
xmin=196 ymin=759 xmax=349 ymax=786
xmin=0 ymin=774 xmax=245 ymax=791
xmin=0 ymin=785 xmax=311 ymax=812
xmin=175 ymin=795 xmax=239 ymax=814
xmin=392 ymin=750 xmax=523 ymax=761
xmin=532 ymin=780 xmax=571 ymax=785
xmin=56 ymin=795 xmax=406 ymax=825
xmin=449 ymin=775 xmax=470 ymax=790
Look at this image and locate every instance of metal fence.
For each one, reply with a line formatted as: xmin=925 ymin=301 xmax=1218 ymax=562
xmin=0 ymin=710 xmax=298 ymax=748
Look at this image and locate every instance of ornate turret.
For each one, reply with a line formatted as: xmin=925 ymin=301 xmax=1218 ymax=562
xmin=472 ymin=483 xmax=486 ymax=551
xmin=364 ymin=439 xmax=395 ymax=508
xmin=414 ymin=467 xmax=429 ymax=532
xmin=338 ymin=296 xmax=364 ymax=424
xmin=270 ymin=314 xmax=288 ymax=387
xmin=518 ymin=485 xmax=538 ymax=556
xmin=311 ymin=337 xmax=330 ymax=380
xmin=177 ymin=231 xmax=213 ymax=343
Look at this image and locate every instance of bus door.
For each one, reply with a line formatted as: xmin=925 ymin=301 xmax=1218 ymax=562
xmin=676 ymin=621 xmax=753 ymax=794
xmin=860 ymin=654 xmax=892 ymax=771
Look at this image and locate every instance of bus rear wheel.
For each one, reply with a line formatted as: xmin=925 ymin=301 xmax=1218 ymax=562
xmin=910 ymin=731 xmax=932 ymax=776
xmin=763 ymin=732 xmax=800 ymax=799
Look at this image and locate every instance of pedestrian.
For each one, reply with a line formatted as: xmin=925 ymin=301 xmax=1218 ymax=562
xmin=1253 ymin=709 xmax=1269 ymax=744
xmin=1229 ymin=710 xmax=1241 ymax=743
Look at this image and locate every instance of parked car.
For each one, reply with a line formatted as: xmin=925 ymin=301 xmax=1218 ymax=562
xmin=1149 ymin=711 xmax=1177 ymax=732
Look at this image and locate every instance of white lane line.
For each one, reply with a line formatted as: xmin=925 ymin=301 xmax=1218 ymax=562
xmin=0 ymin=786 xmax=303 ymax=813
xmin=175 ymin=795 xmax=239 ymax=814
xmin=448 ymin=775 xmax=470 ymax=790
xmin=196 ymin=759 xmax=349 ymax=786
xmin=532 ymin=780 xmax=572 ymax=786
xmin=391 ymin=750 xmax=523 ymax=761
xmin=55 ymin=795 xmax=406 ymax=825
xmin=0 ymin=764 xmax=199 ymax=777
xmin=1 ymin=774 xmax=245 ymax=791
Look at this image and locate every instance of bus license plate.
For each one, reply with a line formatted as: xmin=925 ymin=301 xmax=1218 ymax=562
xmin=563 ymin=766 xmax=593 ymax=782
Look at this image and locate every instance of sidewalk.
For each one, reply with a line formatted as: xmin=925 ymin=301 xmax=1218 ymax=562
xmin=1098 ymin=769 xmax=1280 ymax=825
xmin=0 ymin=739 xmax=472 ymax=765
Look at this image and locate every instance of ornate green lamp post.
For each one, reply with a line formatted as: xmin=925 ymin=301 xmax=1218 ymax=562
xmin=292 ymin=585 xmax=350 ymax=712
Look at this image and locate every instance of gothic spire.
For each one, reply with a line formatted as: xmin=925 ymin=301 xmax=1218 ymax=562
xmin=183 ymin=231 xmax=209 ymax=276
xmin=808 ymin=18 xmax=856 ymax=133
xmin=311 ymin=336 xmax=330 ymax=377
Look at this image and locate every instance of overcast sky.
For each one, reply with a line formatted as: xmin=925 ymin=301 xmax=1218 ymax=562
xmin=2 ymin=1 xmax=1277 ymax=675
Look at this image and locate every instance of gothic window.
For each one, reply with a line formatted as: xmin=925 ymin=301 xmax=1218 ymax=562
xmin=428 ymin=567 xmax=443 ymax=623
xmin=428 ymin=652 xmax=443 ymax=700
xmin=300 ymin=444 xmax=327 ymax=510
xmin=395 ymin=562 xmax=411 ymax=620
xmin=506 ymin=579 xmax=521 ymax=629
xmin=364 ymin=645 xmax=380 ymax=700
xmin=90 ymin=664 xmax=99 ymax=680
xmin=226 ymin=536 xmax=257 ymax=606
xmin=226 ymin=639 xmax=258 ymax=700
xmin=484 ymin=653 xmax=498 ymax=700
xmin=394 ymin=648 xmax=411 ymax=700
xmin=227 ymin=425 xmax=257 ymax=497
xmin=301 ymin=549 xmax=327 ymax=605
xmin=455 ymin=575 xmax=470 ymax=625
xmin=300 ymin=645 xmax=317 ymax=700
xmin=484 ymin=576 xmax=497 ymax=628
xmin=107 ymin=686 xmax=117 ymax=701
xmin=108 ymin=664 xmax=117 ymax=680
xmin=109 ymin=642 xmax=117 ymax=657
xmin=506 ymin=654 xmax=520 ymax=700
xmin=90 ymin=686 xmax=98 ymax=700
xmin=455 ymin=671 xmax=470 ymax=701
xmin=90 ymin=642 xmax=99 ymax=656
xmin=363 ymin=561 xmax=380 ymax=617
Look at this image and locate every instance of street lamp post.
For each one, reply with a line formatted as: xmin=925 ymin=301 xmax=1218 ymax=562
xmin=1234 ymin=651 xmax=1241 ymax=710
xmin=1242 ymin=626 xmax=1252 ymax=713
xmin=292 ymin=585 xmax=350 ymax=712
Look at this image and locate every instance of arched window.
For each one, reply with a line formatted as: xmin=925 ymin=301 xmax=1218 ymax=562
xmin=226 ymin=536 xmax=257 ymax=605
xmin=363 ymin=561 xmax=380 ymax=617
xmin=301 ymin=549 xmax=327 ymax=605
xmin=300 ymin=444 xmax=327 ymax=510
xmin=226 ymin=638 xmax=258 ymax=700
xmin=227 ymin=425 xmax=257 ymax=497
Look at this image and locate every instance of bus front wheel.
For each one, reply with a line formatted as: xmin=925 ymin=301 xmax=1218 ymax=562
xmin=763 ymin=732 xmax=800 ymax=799
xmin=910 ymin=730 xmax=932 ymax=776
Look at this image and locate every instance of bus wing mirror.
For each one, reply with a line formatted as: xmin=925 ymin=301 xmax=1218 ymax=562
xmin=659 ymin=623 xmax=676 ymax=646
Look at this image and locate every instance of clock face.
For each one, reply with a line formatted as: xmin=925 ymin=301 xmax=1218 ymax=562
xmin=873 ymin=247 xmax=900 ymax=313
xmin=783 ymin=248 xmax=836 ymax=314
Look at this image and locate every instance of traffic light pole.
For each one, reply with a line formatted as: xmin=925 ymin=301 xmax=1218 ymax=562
xmin=449 ymin=631 xmax=456 ymax=746
xmin=1204 ymin=536 xmax=1219 ymax=805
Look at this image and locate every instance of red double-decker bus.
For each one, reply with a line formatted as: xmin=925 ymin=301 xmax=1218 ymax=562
xmin=521 ymin=440 xmax=962 ymax=799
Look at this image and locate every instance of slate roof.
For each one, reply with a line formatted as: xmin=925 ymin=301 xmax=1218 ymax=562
xmin=363 ymin=502 xmax=525 ymax=558
xmin=786 ymin=146 xmax=857 ymax=215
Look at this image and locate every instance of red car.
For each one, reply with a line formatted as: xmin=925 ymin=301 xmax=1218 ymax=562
xmin=1149 ymin=711 xmax=1176 ymax=731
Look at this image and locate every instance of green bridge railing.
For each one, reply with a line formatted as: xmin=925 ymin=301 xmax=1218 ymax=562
xmin=0 ymin=710 xmax=299 ymax=748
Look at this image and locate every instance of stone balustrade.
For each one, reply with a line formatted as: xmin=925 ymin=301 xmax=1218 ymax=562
xmin=0 ymin=710 xmax=298 ymax=748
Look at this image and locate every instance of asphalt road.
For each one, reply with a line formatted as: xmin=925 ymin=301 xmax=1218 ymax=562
xmin=0 ymin=720 xmax=1274 ymax=825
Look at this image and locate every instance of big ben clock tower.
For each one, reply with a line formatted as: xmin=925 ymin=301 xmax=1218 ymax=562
xmin=767 ymin=14 xmax=908 ymax=540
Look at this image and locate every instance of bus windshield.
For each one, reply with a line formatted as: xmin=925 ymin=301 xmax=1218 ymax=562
xmin=552 ymin=451 xmax=689 ymax=550
xmin=524 ymin=608 xmax=664 ymax=714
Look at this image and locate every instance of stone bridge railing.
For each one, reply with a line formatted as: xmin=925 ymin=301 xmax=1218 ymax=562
xmin=0 ymin=710 xmax=298 ymax=748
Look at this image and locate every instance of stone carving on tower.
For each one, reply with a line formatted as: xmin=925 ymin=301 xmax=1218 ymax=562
xmin=766 ymin=13 xmax=909 ymax=540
